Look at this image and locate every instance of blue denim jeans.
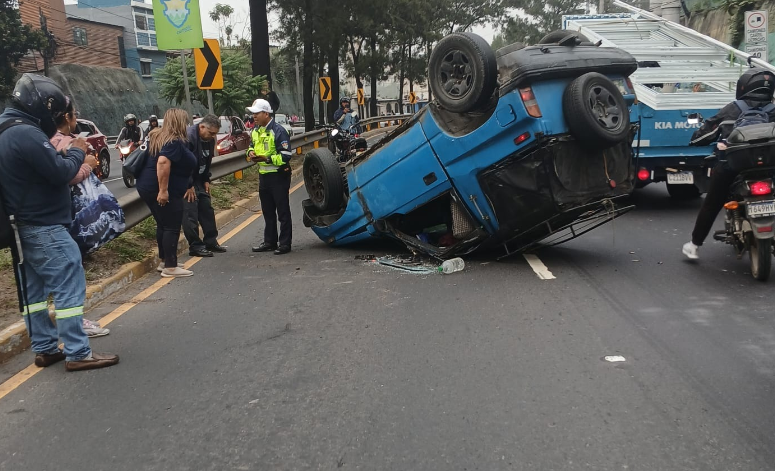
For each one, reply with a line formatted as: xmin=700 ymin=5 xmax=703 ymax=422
xmin=16 ymin=224 xmax=91 ymax=361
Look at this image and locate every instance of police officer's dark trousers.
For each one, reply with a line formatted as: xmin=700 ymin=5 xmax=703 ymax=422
xmin=691 ymin=161 xmax=738 ymax=246
xmin=259 ymin=170 xmax=292 ymax=247
xmin=183 ymin=181 xmax=218 ymax=250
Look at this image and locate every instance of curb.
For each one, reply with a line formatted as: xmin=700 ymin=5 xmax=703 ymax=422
xmin=0 ymin=191 xmax=264 ymax=364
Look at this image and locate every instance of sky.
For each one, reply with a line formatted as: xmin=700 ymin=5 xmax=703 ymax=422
xmin=62 ymin=0 xmax=498 ymax=44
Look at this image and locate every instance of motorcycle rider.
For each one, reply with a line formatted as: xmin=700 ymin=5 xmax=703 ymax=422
xmin=682 ymin=67 xmax=775 ymax=259
xmin=333 ymin=97 xmax=351 ymax=124
xmin=147 ymin=114 xmax=159 ymax=133
xmin=115 ymin=113 xmax=143 ymax=148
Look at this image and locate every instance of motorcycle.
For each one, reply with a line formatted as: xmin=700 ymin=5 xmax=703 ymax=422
xmin=321 ymin=113 xmax=368 ymax=163
xmin=117 ymin=139 xmax=138 ymax=188
xmin=690 ymin=113 xmax=775 ymax=280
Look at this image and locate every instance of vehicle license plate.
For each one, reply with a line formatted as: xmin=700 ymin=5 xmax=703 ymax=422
xmin=747 ymin=200 xmax=775 ymax=218
xmin=667 ymin=172 xmax=694 ymax=184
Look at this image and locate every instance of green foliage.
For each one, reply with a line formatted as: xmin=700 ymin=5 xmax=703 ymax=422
xmin=720 ymin=0 xmax=763 ymax=46
xmin=0 ymin=0 xmax=47 ymax=99
xmin=155 ymin=50 xmax=268 ymax=116
xmin=498 ymin=0 xmax=587 ymax=46
xmin=209 ymin=3 xmax=235 ymax=46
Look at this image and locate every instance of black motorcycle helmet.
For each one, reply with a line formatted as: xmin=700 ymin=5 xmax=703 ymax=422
xmin=340 ymin=97 xmax=350 ymax=108
xmin=736 ymin=68 xmax=775 ymax=101
xmin=124 ymin=113 xmax=137 ymax=126
xmin=11 ymin=74 xmax=69 ymax=138
xmin=148 ymin=114 xmax=158 ymax=126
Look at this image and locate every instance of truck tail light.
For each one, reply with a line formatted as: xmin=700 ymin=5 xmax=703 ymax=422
xmin=625 ymin=77 xmax=634 ymax=90
xmin=750 ymin=181 xmax=772 ymax=196
xmin=637 ymin=169 xmax=650 ymax=181
xmin=519 ymin=87 xmax=542 ymax=118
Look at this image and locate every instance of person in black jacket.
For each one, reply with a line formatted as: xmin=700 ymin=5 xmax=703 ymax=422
xmin=683 ymin=68 xmax=775 ymax=259
xmin=183 ymin=114 xmax=226 ymax=257
xmin=115 ymin=113 xmax=142 ymax=148
xmin=0 ymin=74 xmax=118 ymax=371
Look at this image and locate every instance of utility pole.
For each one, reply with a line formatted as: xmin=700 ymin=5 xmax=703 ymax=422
xmin=180 ymin=51 xmax=193 ymax=120
xmin=38 ymin=7 xmax=56 ymax=76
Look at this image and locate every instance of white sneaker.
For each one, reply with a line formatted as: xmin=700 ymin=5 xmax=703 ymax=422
xmin=161 ymin=267 xmax=194 ymax=278
xmin=682 ymin=241 xmax=699 ymax=260
xmin=83 ymin=318 xmax=110 ymax=337
xmin=157 ymin=262 xmax=184 ymax=272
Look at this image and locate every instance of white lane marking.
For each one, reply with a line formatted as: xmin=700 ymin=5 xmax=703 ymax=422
xmin=604 ymin=356 xmax=626 ymax=362
xmin=523 ymin=254 xmax=556 ymax=280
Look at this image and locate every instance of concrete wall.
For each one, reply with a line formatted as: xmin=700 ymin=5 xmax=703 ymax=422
xmin=46 ymin=63 xmax=206 ymax=135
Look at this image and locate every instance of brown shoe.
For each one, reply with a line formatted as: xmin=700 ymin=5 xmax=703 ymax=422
xmin=34 ymin=350 xmax=66 ymax=367
xmin=65 ymin=353 xmax=119 ymax=372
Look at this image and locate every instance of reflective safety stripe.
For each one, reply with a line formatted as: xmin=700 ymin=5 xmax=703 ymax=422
xmin=22 ymin=301 xmax=48 ymax=315
xmin=55 ymin=306 xmax=84 ymax=319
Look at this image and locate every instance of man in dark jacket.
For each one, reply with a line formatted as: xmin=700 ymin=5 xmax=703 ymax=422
xmin=183 ymin=114 xmax=226 ymax=257
xmin=0 ymin=74 xmax=118 ymax=371
xmin=333 ymin=97 xmax=351 ymax=124
xmin=683 ymin=68 xmax=775 ymax=259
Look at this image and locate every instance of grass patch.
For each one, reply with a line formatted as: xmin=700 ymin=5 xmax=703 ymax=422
xmin=0 ymin=248 xmax=11 ymax=271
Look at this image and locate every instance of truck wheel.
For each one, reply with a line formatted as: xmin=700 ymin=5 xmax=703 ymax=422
xmin=538 ymin=30 xmax=590 ymax=44
xmin=303 ymin=148 xmax=344 ymax=212
xmin=429 ymin=32 xmax=497 ymax=113
xmin=562 ymin=72 xmax=630 ymax=148
xmin=666 ymin=183 xmax=701 ymax=200
xmin=99 ymin=149 xmax=111 ymax=179
xmin=748 ymin=235 xmax=772 ymax=281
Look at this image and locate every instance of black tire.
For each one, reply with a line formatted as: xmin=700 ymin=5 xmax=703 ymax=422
xmin=539 ymin=30 xmax=590 ymax=44
xmin=666 ymin=183 xmax=701 ymax=200
xmin=303 ymin=148 xmax=344 ymax=211
xmin=122 ymin=167 xmax=135 ymax=188
xmin=428 ymin=32 xmax=497 ymax=113
xmin=99 ymin=149 xmax=110 ymax=179
xmin=749 ymin=235 xmax=772 ymax=281
xmin=562 ymin=72 xmax=630 ymax=148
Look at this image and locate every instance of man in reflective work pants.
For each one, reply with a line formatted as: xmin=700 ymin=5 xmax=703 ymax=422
xmin=0 ymin=74 xmax=118 ymax=371
xmin=246 ymin=98 xmax=293 ymax=255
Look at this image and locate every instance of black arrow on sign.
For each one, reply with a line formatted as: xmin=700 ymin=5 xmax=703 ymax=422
xmin=321 ymin=78 xmax=331 ymax=101
xmin=200 ymin=41 xmax=219 ymax=88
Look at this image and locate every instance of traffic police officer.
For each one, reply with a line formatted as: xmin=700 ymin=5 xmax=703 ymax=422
xmin=246 ymin=98 xmax=293 ymax=254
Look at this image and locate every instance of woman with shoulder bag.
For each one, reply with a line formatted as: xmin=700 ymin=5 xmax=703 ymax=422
xmin=135 ymin=108 xmax=197 ymax=277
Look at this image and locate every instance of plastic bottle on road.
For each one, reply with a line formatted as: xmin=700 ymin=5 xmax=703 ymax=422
xmin=438 ymin=257 xmax=465 ymax=274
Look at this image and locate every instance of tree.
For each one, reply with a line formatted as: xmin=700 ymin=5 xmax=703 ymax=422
xmin=155 ymin=51 xmax=268 ymax=116
xmin=0 ymin=0 xmax=46 ymax=99
xmin=499 ymin=0 xmax=586 ymax=45
xmin=209 ymin=3 xmax=235 ymax=46
xmin=249 ymin=0 xmax=272 ymax=86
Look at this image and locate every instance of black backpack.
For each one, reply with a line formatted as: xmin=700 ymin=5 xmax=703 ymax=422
xmin=0 ymin=118 xmax=32 ymax=249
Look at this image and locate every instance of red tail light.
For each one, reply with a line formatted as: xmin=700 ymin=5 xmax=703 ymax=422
xmin=514 ymin=132 xmax=530 ymax=145
xmin=519 ymin=87 xmax=542 ymax=118
xmin=637 ymin=169 xmax=650 ymax=181
xmin=750 ymin=181 xmax=772 ymax=195
xmin=625 ymin=77 xmax=633 ymax=91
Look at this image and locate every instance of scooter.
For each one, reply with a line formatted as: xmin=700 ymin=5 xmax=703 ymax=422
xmin=117 ymin=139 xmax=137 ymax=188
xmin=690 ymin=113 xmax=775 ymax=280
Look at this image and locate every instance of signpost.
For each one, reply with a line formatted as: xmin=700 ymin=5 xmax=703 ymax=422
xmin=745 ymin=10 xmax=769 ymax=61
xmin=319 ymin=77 xmax=332 ymax=101
xmin=194 ymin=38 xmax=223 ymax=114
xmin=152 ymin=0 xmax=205 ymax=119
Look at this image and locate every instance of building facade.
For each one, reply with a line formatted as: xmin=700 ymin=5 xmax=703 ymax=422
xmin=65 ymin=0 xmax=167 ymax=79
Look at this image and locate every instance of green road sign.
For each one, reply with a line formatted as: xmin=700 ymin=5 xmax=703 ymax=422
xmin=153 ymin=0 xmax=204 ymax=50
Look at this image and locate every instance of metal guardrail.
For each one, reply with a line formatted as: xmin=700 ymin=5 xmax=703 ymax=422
xmin=116 ymin=115 xmax=411 ymax=231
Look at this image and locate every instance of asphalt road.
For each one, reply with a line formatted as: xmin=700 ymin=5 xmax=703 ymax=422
xmin=1 ymin=183 xmax=774 ymax=470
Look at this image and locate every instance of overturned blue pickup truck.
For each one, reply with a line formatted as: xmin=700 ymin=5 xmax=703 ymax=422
xmin=302 ymin=31 xmax=639 ymax=259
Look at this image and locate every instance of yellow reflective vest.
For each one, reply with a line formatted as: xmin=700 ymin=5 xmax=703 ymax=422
xmin=246 ymin=121 xmax=290 ymax=174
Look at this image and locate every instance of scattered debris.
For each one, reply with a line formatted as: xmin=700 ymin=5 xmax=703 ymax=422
xmin=354 ymin=254 xmax=377 ymax=261
xmin=377 ymin=256 xmax=437 ymax=275
xmin=248 ymin=399 xmax=260 ymax=405
xmin=604 ymin=355 xmax=626 ymax=362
